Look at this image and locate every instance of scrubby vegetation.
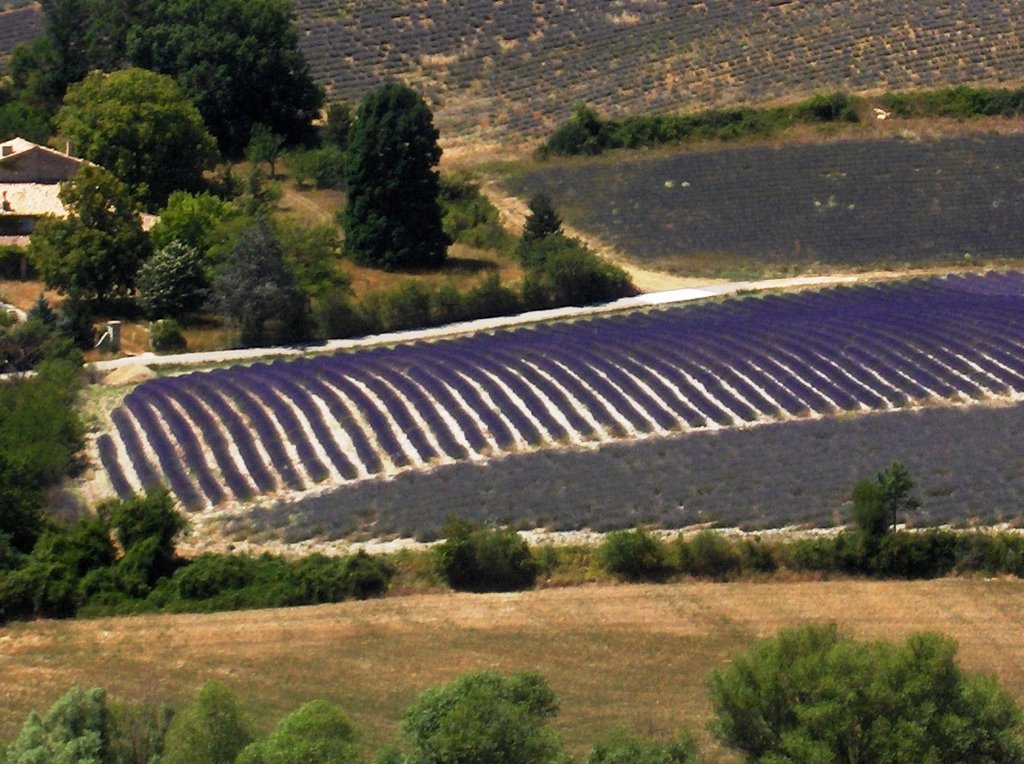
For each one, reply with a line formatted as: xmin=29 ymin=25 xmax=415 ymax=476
xmin=0 ymin=488 xmax=392 ymax=623
xmin=7 ymin=626 xmax=1022 ymax=762
xmin=539 ymin=93 xmax=860 ymax=158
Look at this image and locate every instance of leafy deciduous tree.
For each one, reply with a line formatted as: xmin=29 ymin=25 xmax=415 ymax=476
xmin=57 ymin=68 xmax=217 ymax=208
xmin=707 ymin=622 xmax=1024 ymax=764
xmin=4 ymin=685 xmax=108 ymax=764
xmin=342 ymin=83 xmax=451 ymax=270
xmin=403 ymin=671 xmax=563 ymax=764
xmin=129 ymin=0 xmax=323 ymax=156
xmin=160 ymin=682 xmax=252 ymax=764
xmin=236 ymin=700 xmax=361 ymax=764
xmin=29 ymin=164 xmax=151 ymax=303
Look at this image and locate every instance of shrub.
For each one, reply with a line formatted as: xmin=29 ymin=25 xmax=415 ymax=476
xmin=403 ymin=671 xmax=563 ymax=764
xmin=521 ymin=235 xmax=633 ymax=309
xmin=236 ymin=699 xmax=360 ymax=764
xmin=707 ymin=623 xmax=1024 ymax=763
xmin=433 ymin=517 xmax=538 ymax=592
xmin=137 ymin=241 xmax=209 ymax=319
xmin=586 ymin=728 xmax=698 ymax=764
xmin=677 ymin=530 xmax=742 ymax=579
xmin=597 ymin=527 xmax=669 ymax=582
xmin=150 ymin=319 xmax=187 ymax=353
xmin=440 ymin=172 xmax=516 ymax=253
xmin=161 ymin=682 xmax=253 ymax=764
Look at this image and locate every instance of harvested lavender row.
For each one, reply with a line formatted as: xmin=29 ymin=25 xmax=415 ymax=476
xmin=99 ymin=271 xmax=1024 ymax=510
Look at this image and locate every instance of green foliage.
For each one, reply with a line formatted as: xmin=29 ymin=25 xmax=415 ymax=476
xmin=0 ymin=314 xmax=81 ymax=373
xmin=881 ymin=85 xmax=1024 ymax=119
xmin=852 ymin=461 xmax=921 ymax=536
xmin=676 ymin=530 xmax=743 ymax=579
xmin=149 ymin=319 xmax=187 ymax=353
xmin=4 ymin=685 xmax=108 ymax=764
xmin=246 ymin=123 xmax=285 ymax=178
xmin=597 ymin=527 xmax=669 ymax=582
xmin=276 ymin=221 xmax=345 ymax=299
xmin=0 ymin=246 xmax=32 ymax=280
xmin=284 ymin=146 xmax=344 ymax=190
xmin=28 ymin=164 xmax=152 ymax=303
xmin=136 ymin=242 xmax=209 ymax=320
xmin=142 ymin=550 xmax=392 ymax=613
xmin=521 ymin=235 xmax=634 ymax=309
xmin=104 ymin=700 xmax=174 ymax=764
xmin=403 ymin=671 xmax=563 ymax=764
xmin=236 ymin=700 xmax=360 ymax=764
xmin=106 ymin=487 xmax=186 ymax=583
xmin=0 ymin=361 xmax=82 ymax=533
xmin=520 ymin=193 xmax=563 ymax=249
xmin=149 ymin=191 xmax=235 ymax=254
xmin=211 ymin=218 xmax=306 ymax=346
xmin=707 ymin=623 xmax=1024 ymax=763
xmin=324 ymin=101 xmax=353 ymax=151
xmin=160 ymin=682 xmax=253 ymax=764
xmin=343 ymin=83 xmax=451 ymax=270
xmin=433 ymin=517 xmax=538 ymax=592
xmin=439 ymin=173 xmax=516 ymax=253
xmin=57 ymin=68 xmax=217 ymax=209
xmin=0 ymin=101 xmax=50 ymax=144
xmin=540 ymin=93 xmax=862 ymax=157
xmin=586 ymin=728 xmax=698 ymax=764
xmin=129 ymin=0 xmax=324 ymax=156
xmin=55 ymin=298 xmax=95 ymax=349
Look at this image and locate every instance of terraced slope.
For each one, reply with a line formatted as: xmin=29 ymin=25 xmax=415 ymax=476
xmin=3 ymin=2 xmax=1023 ymax=145
xmin=98 ymin=271 xmax=1024 ymax=512
xmin=510 ymin=133 xmax=1024 ymax=271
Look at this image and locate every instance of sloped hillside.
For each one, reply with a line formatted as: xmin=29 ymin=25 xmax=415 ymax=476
xmin=3 ymin=2 xmax=1024 ymax=148
xmin=293 ymin=0 xmax=1024 ymax=147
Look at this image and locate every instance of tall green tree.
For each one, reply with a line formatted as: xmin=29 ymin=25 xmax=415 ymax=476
xmin=342 ymin=83 xmax=451 ymax=270
xmin=851 ymin=461 xmax=921 ymax=536
xmin=403 ymin=671 xmax=564 ymax=764
xmin=4 ymin=686 xmax=108 ymax=764
xmin=29 ymin=164 xmax=151 ymax=303
xmin=707 ymin=623 xmax=1024 ymax=763
xmin=211 ymin=219 xmax=305 ymax=346
xmin=57 ymin=68 xmax=217 ymax=209
xmin=161 ymin=682 xmax=253 ymax=764
xmin=236 ymin=700 xmax=361 ymax=764
xmin=128 ymin=0 xmax=323 ymax=156
xmin=521 ymin=193 xmax=563 ymax=248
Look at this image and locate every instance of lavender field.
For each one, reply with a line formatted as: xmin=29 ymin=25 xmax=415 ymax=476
xmin=510 ymin=134 xmax=1024 ymax=271
xmin=99 ymin=271 xmax=1024 ymax=531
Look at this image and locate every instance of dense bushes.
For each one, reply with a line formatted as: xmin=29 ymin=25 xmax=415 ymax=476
xmin=0 ymin=487 xmax=393 ymax=623
xmin=433 ymin=517 xmax=538 ymax=592
xmin=539 ymin=92 xmax=861 ymax=157
xmin=880 ymin=85 xmax=1024 ymax=119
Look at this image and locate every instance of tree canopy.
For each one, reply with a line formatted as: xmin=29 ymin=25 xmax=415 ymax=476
xmin=28 ymin=164 xmax=151 ymax=303
xmin=707 ymin=622 xmax=1024 ymax=763
xmin=342 ymin=83 xmax=451 ymax=270
xmin=128 ymin=0 xmax=323 ymax=156
xmin=57 ymin=68 xmax=217 ymax=208
xmin=402 ymin=670 xmax=563 ymax=764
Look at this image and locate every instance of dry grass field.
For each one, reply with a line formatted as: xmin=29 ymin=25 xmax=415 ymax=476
xmin=3 ymin=579 xmax=1024 ymax=759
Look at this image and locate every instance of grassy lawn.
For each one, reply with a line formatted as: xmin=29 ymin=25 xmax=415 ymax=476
xmin=2 ymin=579 xmax=1023 ymax=760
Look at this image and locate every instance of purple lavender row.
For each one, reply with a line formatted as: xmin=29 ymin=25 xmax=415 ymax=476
xmin=129 ymin=385 xmax=227 ymax=505
xmin=109 ymin=407 xmax=161 ymax=489
xmin=154 ymin=379 xmax=256 ymax=501
xmin=96 ymin=433 xmax=134 ymax=500
xmin=123 ymin=395 xmax=203 ymax=510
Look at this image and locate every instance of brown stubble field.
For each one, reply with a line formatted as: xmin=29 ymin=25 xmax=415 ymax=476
xmin=2 ymin=579 xmax=1024 ymax=759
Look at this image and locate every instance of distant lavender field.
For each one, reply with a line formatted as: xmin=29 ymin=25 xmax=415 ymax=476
xmin=510 ymin=135 xmax=1024 ymax=268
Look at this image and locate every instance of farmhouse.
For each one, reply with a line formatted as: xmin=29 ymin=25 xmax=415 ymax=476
xmin=0 ymin=136 xmax=86 ymax=247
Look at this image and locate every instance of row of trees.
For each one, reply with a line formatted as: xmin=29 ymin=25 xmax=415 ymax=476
xmin=6 ymin=625 xmax=1023 ymax=762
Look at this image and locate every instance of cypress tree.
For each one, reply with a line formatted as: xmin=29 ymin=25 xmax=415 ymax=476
xmin=342 ymin=83 xmax=450 ymax=270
